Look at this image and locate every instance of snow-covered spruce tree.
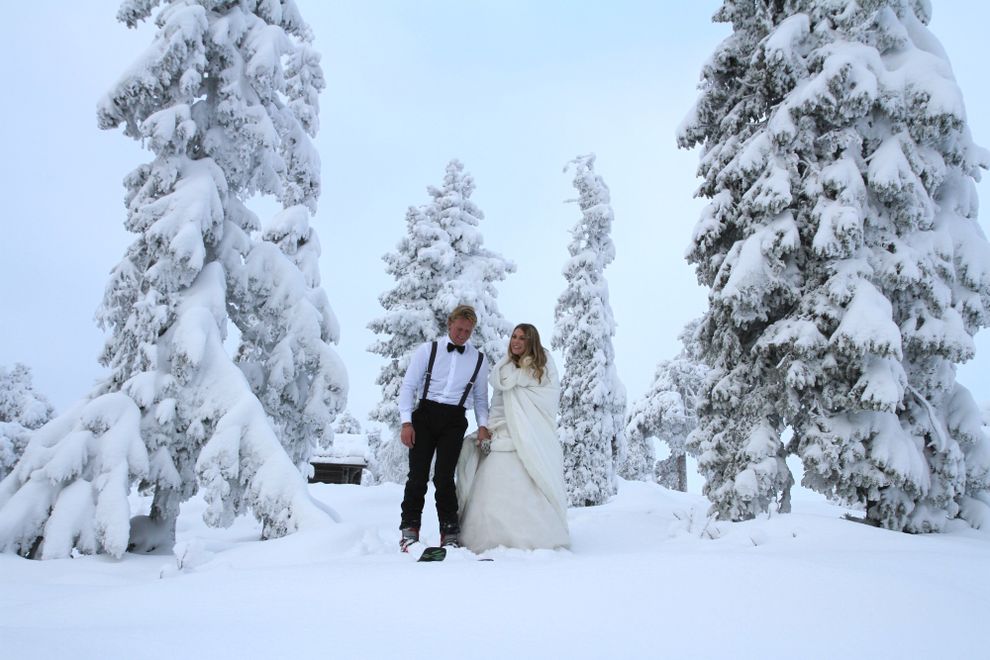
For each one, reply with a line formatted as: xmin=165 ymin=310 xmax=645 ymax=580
xmin=617 ymin=404 xmax=656 ymax=483
xmin=0 ymin=0 xmax=343 ymax=559
xmin=0 ymin=365 xmax=54 ymax=481
xmin=332 ymin=410 xmax=362 ymax=435
xmin=553 ymin=154 xmax=626 ymax=506
xmin=363 ymin=425 xmax=384 ymax=482
xmin=368 ymin=160 xmax=514 ymax=483
xmin=622 ymin=321 xmax=708 ymax=491
xmin=678 ymin=0 xmax=990 ymax=530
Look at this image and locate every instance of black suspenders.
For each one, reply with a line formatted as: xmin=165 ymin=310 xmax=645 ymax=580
xmin=421 ymin=341 xmax=439 ymax=401
xmin=458 ymin=352 xmax=485 ymax=407
xmin=419 ymin=341 xmax=485 ymax=408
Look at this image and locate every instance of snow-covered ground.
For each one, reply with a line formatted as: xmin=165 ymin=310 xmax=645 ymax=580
xmin=2 ymin=478 xmax=987 ymax=659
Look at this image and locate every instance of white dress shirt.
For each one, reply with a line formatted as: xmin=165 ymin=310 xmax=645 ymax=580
xmin=399 ymin=337 xmax=490 ymax=427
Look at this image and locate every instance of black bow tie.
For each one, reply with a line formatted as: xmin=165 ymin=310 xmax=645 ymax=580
xmin=447 ymin=343 xmax=465 ymax=354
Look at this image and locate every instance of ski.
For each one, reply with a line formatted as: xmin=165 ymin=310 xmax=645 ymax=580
xmin=417 ymin=546 xmax=447 ymax=562
xmin=401 ymin=541 xmax=446 ymax=562
xmin=402 ymin=540 xmax=492 ymax=562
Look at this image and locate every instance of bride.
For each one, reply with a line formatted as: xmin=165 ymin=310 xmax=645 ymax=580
xmin=456 ymin=323 xmax=570 ymax=552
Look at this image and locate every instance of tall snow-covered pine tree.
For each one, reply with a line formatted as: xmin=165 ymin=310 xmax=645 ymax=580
xmin=553 ymin=154 xmax=626 ymax=506
xmin=0 ymin=0 xmax=345 ymax=559
xmin=368 ymin=160 xmax=514 ymax=483
xmin=679 ymin=0 xmax=990 ymax=530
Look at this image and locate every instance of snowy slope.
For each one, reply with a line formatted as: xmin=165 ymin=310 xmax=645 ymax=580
xmin=1 ymin=479 xmax=987 ymax=659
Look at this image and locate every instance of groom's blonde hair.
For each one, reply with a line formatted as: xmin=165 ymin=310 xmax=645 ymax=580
xmin=447 ymin=305 xmax=477 ymax=326
xmin=508 ymin=323 xmax=548 ymax=383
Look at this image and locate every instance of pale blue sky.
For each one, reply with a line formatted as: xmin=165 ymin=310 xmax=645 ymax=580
xmin=1 ymin=1 xmax=988 ymax=424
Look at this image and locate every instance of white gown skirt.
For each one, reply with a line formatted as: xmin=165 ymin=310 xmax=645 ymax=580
xmin=459 ymin=448 xmax=570 ymax=553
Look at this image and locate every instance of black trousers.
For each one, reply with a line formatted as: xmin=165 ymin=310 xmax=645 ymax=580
xmin=400 ymin=399 xmax=469 ymax=530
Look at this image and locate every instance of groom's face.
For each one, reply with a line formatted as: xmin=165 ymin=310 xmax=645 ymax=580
xmin=448 ymin=318 xmax=475 ymax=346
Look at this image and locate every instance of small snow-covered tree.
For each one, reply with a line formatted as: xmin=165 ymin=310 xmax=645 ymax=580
xmin=618 ymin=405 xmax=656 ymax=483
xmin=368 ymin=160 xmax=514 ymax=483
xmin=332 ymin=410 xmax=362 ymax=435
xmin=553 ymin=154 xmax=626 ymax=506
xmin=622 ymin=321 xmax=708 ymax=491
xmin=0 ymin=0 xmax=343 ymax=558
xmin=971 ymin=402 xmax=990 ymax=528
xmin=0 ymin=365 xmax=54 ymax=481
xmin=363 ymin=425 xmax=384 ymax=483
xmin=679 ymin=0 xmax=990 ymax=530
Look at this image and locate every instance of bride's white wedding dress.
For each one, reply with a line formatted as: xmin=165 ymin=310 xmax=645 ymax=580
xmin=456 ymin=355 xmax=570 ymax=552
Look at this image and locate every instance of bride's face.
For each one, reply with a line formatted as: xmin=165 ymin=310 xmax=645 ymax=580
xmin=509 ymin=329 xmax=528 ymax=357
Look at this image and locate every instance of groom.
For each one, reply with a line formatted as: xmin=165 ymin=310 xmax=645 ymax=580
xmin=398 ymin=304 xmax=491 ymax=551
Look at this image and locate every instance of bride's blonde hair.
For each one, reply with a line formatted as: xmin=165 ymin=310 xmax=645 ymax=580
xmin=508 ymin=323 xmax=548 ymax=383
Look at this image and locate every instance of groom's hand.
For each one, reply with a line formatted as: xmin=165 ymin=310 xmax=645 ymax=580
xmin=477 ymin=426 xmax=490 ymax=443
xmin=400 ymin=423 xmax=415 ymax=448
